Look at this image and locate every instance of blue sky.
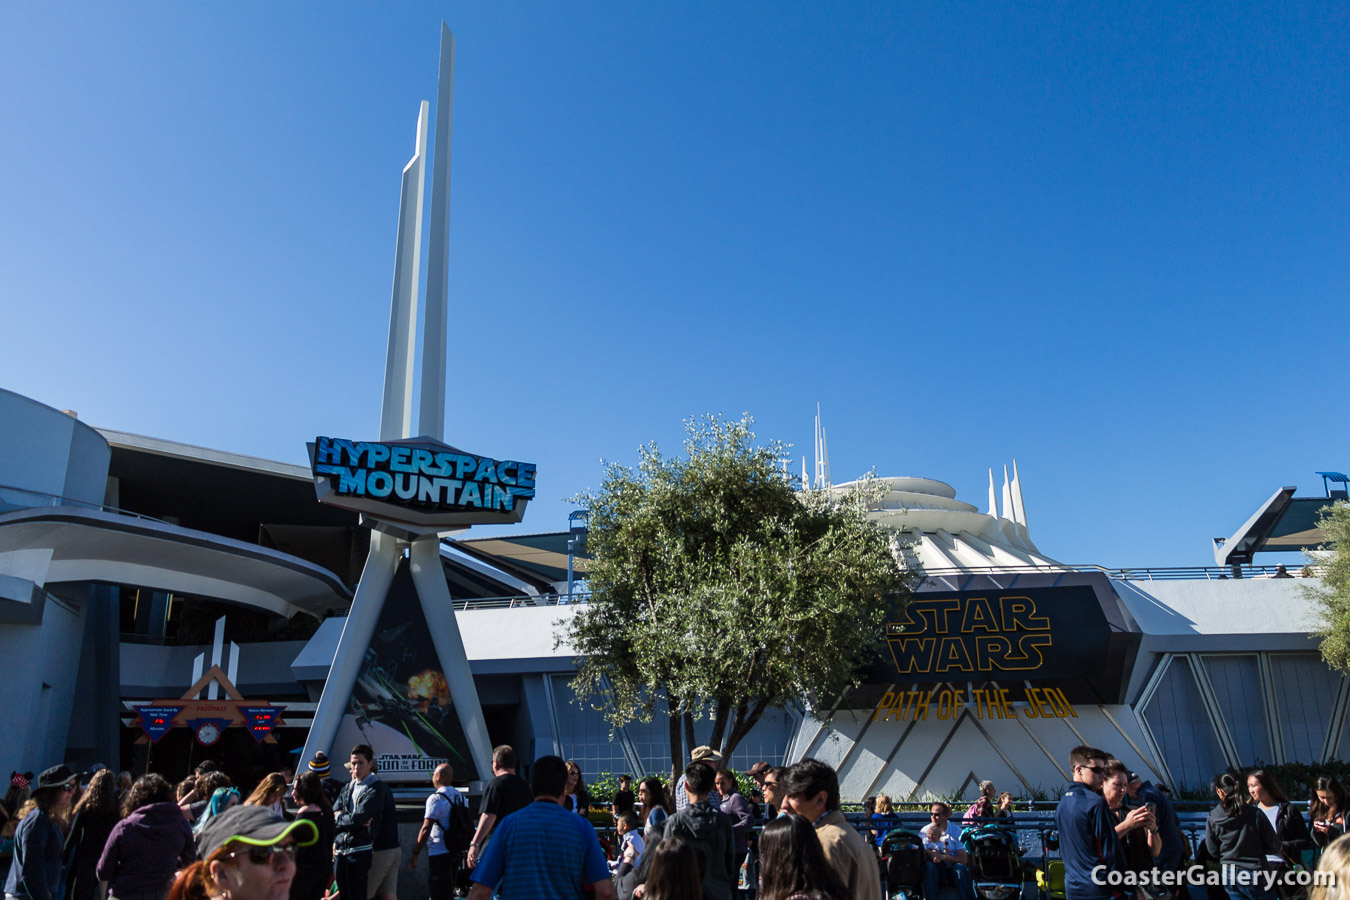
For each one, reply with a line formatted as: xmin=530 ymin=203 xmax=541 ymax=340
xmin=2 ymin=2 xmax=1346 ymax=567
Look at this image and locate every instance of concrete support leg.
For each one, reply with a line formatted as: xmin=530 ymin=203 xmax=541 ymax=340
xmin=409 ymin=538 xmax=493 ymax=783
xmin=300 ymin=531 xmax=401 ymax=767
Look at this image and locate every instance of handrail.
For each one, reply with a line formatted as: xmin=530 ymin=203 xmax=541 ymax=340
xmin=0 ymin=483 xmax=172 ymax=526
xmin=917 ymin=563 xmax=1316 ymax=582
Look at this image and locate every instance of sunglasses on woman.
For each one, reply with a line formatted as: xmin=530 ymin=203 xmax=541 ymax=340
xmin=228 ymin=843 xmax=297 ymax=866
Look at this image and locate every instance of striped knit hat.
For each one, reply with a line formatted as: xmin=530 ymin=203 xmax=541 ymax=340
xmin=10 ymin=771 xmax=31 ymax=790
xmin=308 ymin=752 xmax=331 ymax=779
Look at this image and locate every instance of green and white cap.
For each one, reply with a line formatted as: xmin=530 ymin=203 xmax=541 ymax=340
xmin=196 ymin=805 xmax=318 ymax=859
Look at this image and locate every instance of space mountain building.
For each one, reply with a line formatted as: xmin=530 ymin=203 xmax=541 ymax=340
xmin=2 ymin=381 xmax=1342 ymax=801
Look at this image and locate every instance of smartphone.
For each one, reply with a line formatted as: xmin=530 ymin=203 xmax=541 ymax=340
xmin=1145 ymin=802 xmax=1156 ymax=817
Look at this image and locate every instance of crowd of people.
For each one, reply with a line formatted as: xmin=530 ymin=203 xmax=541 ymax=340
xmin=0 ymin=761 xmax=325 ymax=900
xmin=12 ymin=741 xmax=1350 ymax=900
xmin=1053 ymin=744 xmax=1350 ymax=900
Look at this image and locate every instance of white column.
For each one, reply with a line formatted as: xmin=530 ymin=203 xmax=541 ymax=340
xmin=419 ymin=24 xmax=454 ymax=441
xmin=379 ymin=102 xmax=429 ymax=442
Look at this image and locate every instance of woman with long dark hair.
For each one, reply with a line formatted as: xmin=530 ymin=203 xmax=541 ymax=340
xmin=640 ymin=836 xmax=703 ymax=900
xmin=287 ymin=774 xmax=333 ymax=900
xmin=4 ymin=766 xmax=78 ymax=900
xmin=1204 ymin=772 xmax=1279 ymax=900
xmin=1247 ymin=769 xmax=1313 ymax=896
xmin=1309 ymin=776 xmax=1350 ymax=849
xmin=98 ymin=773 xmax=195 ymax=900
xmin=64 ymin=770 xmax=122 ymax=900
xmin=562 ymin=761 xmax=590 ymax=817
xmin=757 ymin=814 xmax=849 ymax=900
xmin=638 ymin=778 xmax=670 ymax=844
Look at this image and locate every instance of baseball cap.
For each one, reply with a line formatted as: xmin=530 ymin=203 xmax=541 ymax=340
xmin=196 ymin=805 xmax=318 ymax=859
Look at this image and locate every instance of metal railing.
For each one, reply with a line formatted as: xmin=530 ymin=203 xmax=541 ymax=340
xmin=0 ymin=483 xmax=171 ymax=526
xmin=918 ymin=563 xmax=1316 ymax=582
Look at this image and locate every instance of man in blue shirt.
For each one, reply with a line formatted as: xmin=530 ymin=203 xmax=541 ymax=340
xmin=468 ymin=756 xmax=614 ymax=900
xmin=1055 ymin=745 xmax=1126 ymax=900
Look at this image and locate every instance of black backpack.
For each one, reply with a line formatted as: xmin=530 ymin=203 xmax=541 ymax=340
xmin=435 ymin=788 xmax=475 ymax=854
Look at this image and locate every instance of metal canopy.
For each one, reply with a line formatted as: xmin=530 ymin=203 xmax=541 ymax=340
xmin=452 ymin=531 xmax=589 ymax=588
xmin=1214 ymin=486 xmax=1333 ymax=566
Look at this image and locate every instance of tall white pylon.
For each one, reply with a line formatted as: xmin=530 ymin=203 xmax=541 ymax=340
xmin=301 ymin=23 xmax=493 ymax=787
xmin=813 ymin=403 xmax=831 ymax=490
xmin=1010 ymin=460 xmax=1027 ymax=527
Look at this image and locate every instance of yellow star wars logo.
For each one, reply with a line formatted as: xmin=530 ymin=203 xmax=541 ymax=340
xmin=886 ymin=595 xmax=1052 ymax=675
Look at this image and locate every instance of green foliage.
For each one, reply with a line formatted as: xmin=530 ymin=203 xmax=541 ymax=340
xmin=1308 ymin=501 xmax=1350 ymax=671
xmin=562 ymin=414 xmax=918 ymax=763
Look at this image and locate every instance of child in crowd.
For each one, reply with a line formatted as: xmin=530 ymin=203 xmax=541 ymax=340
xmin=612 ymin=811 xmax=645 ymax=874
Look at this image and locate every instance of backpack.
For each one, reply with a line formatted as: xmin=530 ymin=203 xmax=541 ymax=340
xmin=433 ymin=788 xmax=475 ymax=854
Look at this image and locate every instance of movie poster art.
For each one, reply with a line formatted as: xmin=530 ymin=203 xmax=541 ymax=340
xmin=331 ymin=563 xmax=479 ymax=783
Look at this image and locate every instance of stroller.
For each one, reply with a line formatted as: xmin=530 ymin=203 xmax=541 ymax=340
xmin=961 ymin=824 xmax=1025 ymax=900
xmin=881 ymin=828 xmax=928 ymax=900
xmin=1034 ymin=829 xmax=1065 ymax=900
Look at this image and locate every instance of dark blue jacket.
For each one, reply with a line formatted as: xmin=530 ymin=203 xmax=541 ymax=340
xmin=1055 ymin=782 xmax=1126 ymax=900
xmin=6 ymin=809 xmax=64 ymax=900
xmin=1136 ymin=781 xmax=1185 ymax=870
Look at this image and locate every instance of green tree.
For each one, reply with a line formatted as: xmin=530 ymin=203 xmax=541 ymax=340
xmin=1310 ymin=501 xmax=1350 ymax=670
xmin=562 ymin=414 xmax=917 ymax=779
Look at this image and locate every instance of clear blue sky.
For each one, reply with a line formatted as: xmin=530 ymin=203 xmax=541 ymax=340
xmin=2 ymin=3 xmax=1346 ymax=567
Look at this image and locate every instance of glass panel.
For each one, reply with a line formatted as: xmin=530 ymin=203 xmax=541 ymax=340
xmin=1268 ymin=654 xmax=1343 ymax=764
xmin=1140 ymin=656 xmax=1228 ymax=791
xmin=1202 ymin=655 xmax=1271 ymax=766
xmin=551 ymin=676 xmax=640 ymax=778
xmin=550 ymin=678 xmax=797 ymax=779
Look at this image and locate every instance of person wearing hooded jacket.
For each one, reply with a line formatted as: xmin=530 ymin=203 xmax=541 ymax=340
xmin=1204 ymin=772 xmax=1280 ymax=900
xmin=98 ymin=774 xmax=195 ymax=900
xmin=634 ymin=763 xmax=734 ymax=900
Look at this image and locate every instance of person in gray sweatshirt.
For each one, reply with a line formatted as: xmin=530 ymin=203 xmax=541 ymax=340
xmin=1204 ymin=772 xmax=1281 ymax=900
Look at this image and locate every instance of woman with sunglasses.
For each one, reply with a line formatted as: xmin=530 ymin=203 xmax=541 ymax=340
xmin=4 ymin=765 xmax=78 ymax=900
xmin=637 ymin=779 xmax=670 ymax=845
xmin=169 ymin=806 xmax=317 ymax=900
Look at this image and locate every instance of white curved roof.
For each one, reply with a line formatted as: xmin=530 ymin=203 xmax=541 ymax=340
xmin=828 ymin=473 xmax=1065 ymax=572
xmin=0 ymin=507 xmax=350 ymax=618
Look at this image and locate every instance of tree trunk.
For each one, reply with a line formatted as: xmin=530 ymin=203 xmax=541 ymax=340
xmin=721 ymin=697 xmax=772 ymax=761
xmin=683 ymin=710 xmax=697 ymax=760
xmin=668 ymin=695 xmax=683 ymax=784
xmin=707 ymin=696 xmax=731 ymax=754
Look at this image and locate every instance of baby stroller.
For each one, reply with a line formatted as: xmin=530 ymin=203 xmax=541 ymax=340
xmin=1034 ymin=829 xmax=1065 ymax=900
xmin=961 ymin=824 xmax=1025 ymax=900
xmin=881 ymin=828 xmax=928 ymax=900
